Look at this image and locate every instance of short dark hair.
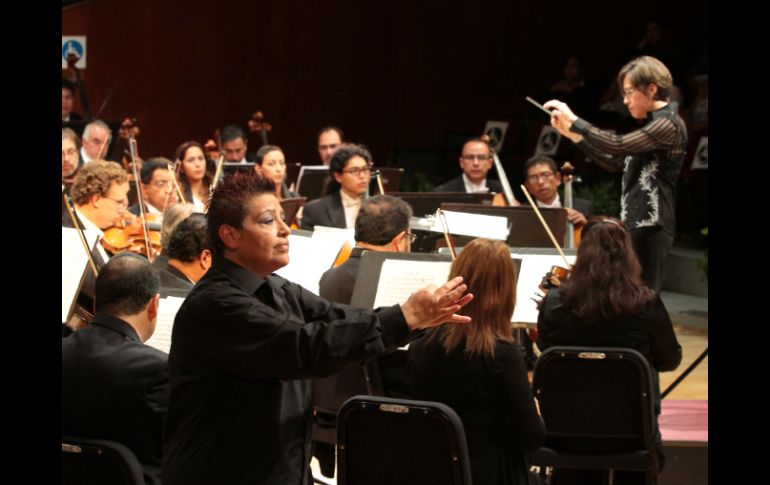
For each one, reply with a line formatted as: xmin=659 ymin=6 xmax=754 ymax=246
xmin=140 ymin=157 xmax=173 ymax=184
xmin=95 ymin=253 xmax=160 ymax=316
xmin=221 ymin=124 xmax=247 ymax=144
xmin=255 ymin=145 xmax=282 ymax=165
xmin=207 ymin=171 xmax=276 ymax=256
xmin=62 ymin=78 xmax=77 ymax=96
xmin=317 ymin=126 xmax=345 ymax=141
xmin=523 ymin=155 xmax=558 ymax=176
xmin=355 ymin=195 xmax=413 ymax=245
xmin=167 ymin=213 xmax=210 ymax=263
xmin=325 ymin=144 xmax=372 ymax=195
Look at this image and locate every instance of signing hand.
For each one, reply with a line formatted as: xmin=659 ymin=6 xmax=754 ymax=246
xmin=401 ymin=276 xmax=474 ymax=330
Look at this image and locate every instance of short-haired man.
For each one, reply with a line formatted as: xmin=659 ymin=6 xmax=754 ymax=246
xmin=319 ymin=195 xmax=414 ymax=304
xmin=522 ymin=155 xmax=590 ymax=227
xmin=62 ymin=127 xmax=82 ymax=183
xmin=62 ymin=253 xmax=168 ymax=485
xmin=434 ymin=138 xmax=503 ymax=193
xmin=81 ymin=120 xmax=112 ymax=164
xmin=162 ymin=171 xmax=472 ymax=485
xmin=300 ymin=143 xmax=372 ymax=230
xmin=151 ymin=213 xmax=211 ymax=295
xmin=317 ymin=126 xmax=344 ymax=166
xmin=62 ymin=78 xmax=82 ymax=122
xmin=129 ymin=157 xmax=180 ymax=216
xmin=220 ymin=124 xmax=254 ymax=164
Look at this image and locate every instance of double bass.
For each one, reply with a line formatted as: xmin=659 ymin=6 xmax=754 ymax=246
xmin=248 ymin=110 xmax=272 ymax=147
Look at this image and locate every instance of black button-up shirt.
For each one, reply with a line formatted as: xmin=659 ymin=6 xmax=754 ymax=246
xmin=162 ymin=255 xmax=410 ymax=485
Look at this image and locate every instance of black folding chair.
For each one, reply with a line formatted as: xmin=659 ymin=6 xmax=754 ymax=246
xmin=337 ymin=395 xmax=473 ymax=485
xmin=62 ymin=435 xmax=146 ymax=485
xmin=530 ymin=346 xmax=659 ymax=484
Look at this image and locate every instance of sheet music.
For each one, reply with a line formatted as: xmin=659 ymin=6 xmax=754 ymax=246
xmin=511 ymin=253 xmax=576 ymax=324
xmin=145 ymin=296 xmax=186 ymax=354
xmin=430 ymin=209 xmax=509 ymax=240
xmin=274 ymin=227 xmax=354 ymax=295
xmin=373 ymin=259 xmax=451 ymax=308
xmin=62 ymin=227 xmax=99 ymax=323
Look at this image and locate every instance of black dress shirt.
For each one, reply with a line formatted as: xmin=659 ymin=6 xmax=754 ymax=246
xmin=162 ymin=255 xmax=411 ymax=485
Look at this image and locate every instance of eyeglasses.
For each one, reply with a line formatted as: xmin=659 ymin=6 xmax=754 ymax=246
xmin=526 ymin=171 xmax=555 ymax=184
xmin=151 ymin=180 xmax=171 ymax=188
xmin=104 ymin=196 xmax=128 ymax=207
xmin=462 ymin=154 xmax=490 ymax=161
xmin=62 ymin=148 xmax=78 ymax=157
xmin=622 ymin=88 xmax=638 ymax=98
xmin=404 ymin=232 xmax=417 ymax=243
xmin=341 ymin=167 xmax=371 ymax=176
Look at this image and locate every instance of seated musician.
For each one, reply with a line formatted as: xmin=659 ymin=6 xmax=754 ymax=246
xmin=220 ymin=124 xmax=255 ymax=164
xmin=433 ymin=137 xmax=503 ymax=194
xmin=317 ymin=126 xmax=344 ymax=166
xmin=62 ymin=253 xmax=168 ymax=485
xmin=62 ymin=128 xmax=82 ymax=185
xmin=174 ymin=141 xmax=214 ymax=212
xmin=128 ymin=157 xmax=180 ymax=217
xmin=522 ymin=154 xmax=590 ymax=227
xmin=161 ymin=171 xmax=473 ymax=485
xmin=300 ymin=143 xmax=372 ymax=230
xmin=537 ymin=218 xmax=682 ymax=484
xmin=254 ymin=145 xmax=299 ymax=201
xmin=61 ymin=78 xmax=82 ymax=122
xmin=80 ymin=120 xmax=112 ymax=165
xmin=409 ymin=238 xmax=546 ymax=485
xmin=151 ymin=213 xmax=211 ymax=296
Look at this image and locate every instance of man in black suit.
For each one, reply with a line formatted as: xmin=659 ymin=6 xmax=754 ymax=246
xmin=434 ymin=137 xmax=503 ymax=193
xmin=128 ymin=157 xmax=180 ymax=217
xmin=62 ymin=253 xmax=168 ymax=485
xmin=319 ymin=195 xmax=413 ymax=304
xmin=522 ymin=155 xmax=592 ymax=225
xmin=220 ymin=124 xmax=256 ymax=164
xmin=152 ymin=213 xmax=211 ymax=296
xmin=300 ymin=143 xmax=372 ymax=230
xmin=62 ymin=78 xmax=83 ymax=122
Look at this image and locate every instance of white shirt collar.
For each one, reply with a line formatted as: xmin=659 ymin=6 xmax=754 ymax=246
xmin=536 ymin=193 xmax=562 ymax=209
xmin=339 ymin=191 xmax=362 ymax=228
xmin=462 ymin=174 xmax=488 ymax=193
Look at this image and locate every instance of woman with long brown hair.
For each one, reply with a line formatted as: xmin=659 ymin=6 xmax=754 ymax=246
xmin=174 ymin=141 xmax=214 ymax=212
xmin=537 ymin=217 xmax=682 ymax=484
xmin=409 ymin=238 xmax=545 ymax=485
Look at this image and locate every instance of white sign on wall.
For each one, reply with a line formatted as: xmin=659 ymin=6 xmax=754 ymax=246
xmin=691 ymin=136 xmax=708 ymax=170
xmin=62 ymin=36 xmax=87 ymax=69
xmin=533 ymin=125 xmax=561 ymax=156
xmin=483 ymin=121 xmax=509 ymax=153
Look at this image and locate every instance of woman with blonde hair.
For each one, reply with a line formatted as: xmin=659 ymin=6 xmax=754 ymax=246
xmin=409 ymin=237 xmax=545 ymax=485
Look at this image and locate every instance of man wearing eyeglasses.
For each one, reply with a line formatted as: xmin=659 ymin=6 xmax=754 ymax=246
xmin=128 ymin=158 xmax=180 ymax=217
xmin=523 ymin=155 xmax=590 ymax=227
xmin=300 ymin=143 xmax=373 ymax=230
xmin=434 ymin=138 xmax=503 ymax=194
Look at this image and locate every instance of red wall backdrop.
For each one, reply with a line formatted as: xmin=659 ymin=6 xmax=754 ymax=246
xmin=62 ymin=0 xmax=707 ymax=167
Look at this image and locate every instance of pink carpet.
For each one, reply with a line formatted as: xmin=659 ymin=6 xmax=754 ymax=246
xmin=659 ymin=400 xmax=708 ymax=443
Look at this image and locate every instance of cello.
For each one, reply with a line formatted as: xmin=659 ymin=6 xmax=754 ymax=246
xmin=248 ymin=110 xmax=272 ymax=147
xmin=65 ymin=52 xmax=92 ymax=120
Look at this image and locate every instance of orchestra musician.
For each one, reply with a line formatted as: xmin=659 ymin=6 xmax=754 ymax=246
xmin=80 ymin=120 xmax=112 ymax=165
xmin=317 ymin=126 xmax=344 ymax=166
xmin=300 ymin=143 xmax=373 ymax=230
xmin=151 ymin=213 xmax=211 ymax=296
xmin=254 ymin=145 xmax=299 ymax=200
xmin=62 ymin=78 xmax=83 ymax=122
xmin=433 ymin=137 xmax=504 ymax=194
xmin=522 ymin=155 xmax=590 ymax=227
xmin=537 ymin=217 xmax=682 ymax=484
xmin=161 ymin=171 xmax=473 ymax=485
xmin=62 ymin=253 xmax=168 ymax=485
xmin=128 ymin=157 xmax=180 ymax=218
xmin=220 ymin=124 xmax=254 ymax=163
xmin=545 ymin=55 xmax=687 ymax=293
xmin=62 ymin=128 xmax=82 ymax=184
xmin=174 ymin=141 xmax=214 ymax=212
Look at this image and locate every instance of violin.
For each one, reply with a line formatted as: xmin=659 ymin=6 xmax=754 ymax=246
xmin=101 ymin=214 xmax=162 ymax=259
xmin=530 ymin=265 xmax=571 ymax=343
xmin=248 ymin=110 xmax=272 ymax=147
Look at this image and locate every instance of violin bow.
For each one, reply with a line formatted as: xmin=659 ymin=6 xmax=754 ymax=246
xmin=169 ymin=161 xmax=187 ymax=204
xmin=437 ymin=209 xmax=456 ymax=260
xmin=126 ymin=122 xmax=153 ymax=261
xmin=520 ymin=184 xmax=572 ymax=269
xmin=62 ymin=189 xmax=100 ymax=278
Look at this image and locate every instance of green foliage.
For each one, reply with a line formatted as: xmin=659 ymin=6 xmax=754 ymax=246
xmin=400 ymin=172 xmax=435 ymax=192
xmin=574 ymin=179 xmax=622 ymax=217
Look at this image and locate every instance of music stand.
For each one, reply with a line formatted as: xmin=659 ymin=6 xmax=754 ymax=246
xmin=441 ymin=203 xmax=567 ymax=248
xmin=279 ymin=197 xmax=306 ymax=226
xmin=389 ymin=192 xmax=494 ymax=219
xmin=285 ymin=162 xmax=302 ymax=189
xmin=296 ymin=165 xmax=331 ymax=202
xmin=222 ymin=162 xmax=256 ymax=177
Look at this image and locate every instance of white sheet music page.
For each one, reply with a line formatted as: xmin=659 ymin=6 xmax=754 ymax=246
xmin=430 ymin=210 xmax=509 ymax=240
xmin=61 ymin=227 xmax=99 ymax=323
xmin=511 ymin=253 xmax=576 ymax=324
xmin=145 ymin=296 xmax=186 ymax=354
xmin=372 ymin=259 xmax=451 ymax=308
xmin=274 ymin=227 xmax=354 ymax=295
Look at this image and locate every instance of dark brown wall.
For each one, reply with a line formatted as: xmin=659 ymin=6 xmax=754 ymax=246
xmin=62 ymin=0 xmax=706 ymax=168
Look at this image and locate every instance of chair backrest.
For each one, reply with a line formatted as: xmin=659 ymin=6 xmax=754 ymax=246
xmin=337 ymin=395 xmax=473 ymax=485
xmin=312 ymin=362 xmax=383 ymax=416
xmin=62 ymin=435 xmax=146 ymax=485
xmin=532 ymin=347 xmax=657 ymax=457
